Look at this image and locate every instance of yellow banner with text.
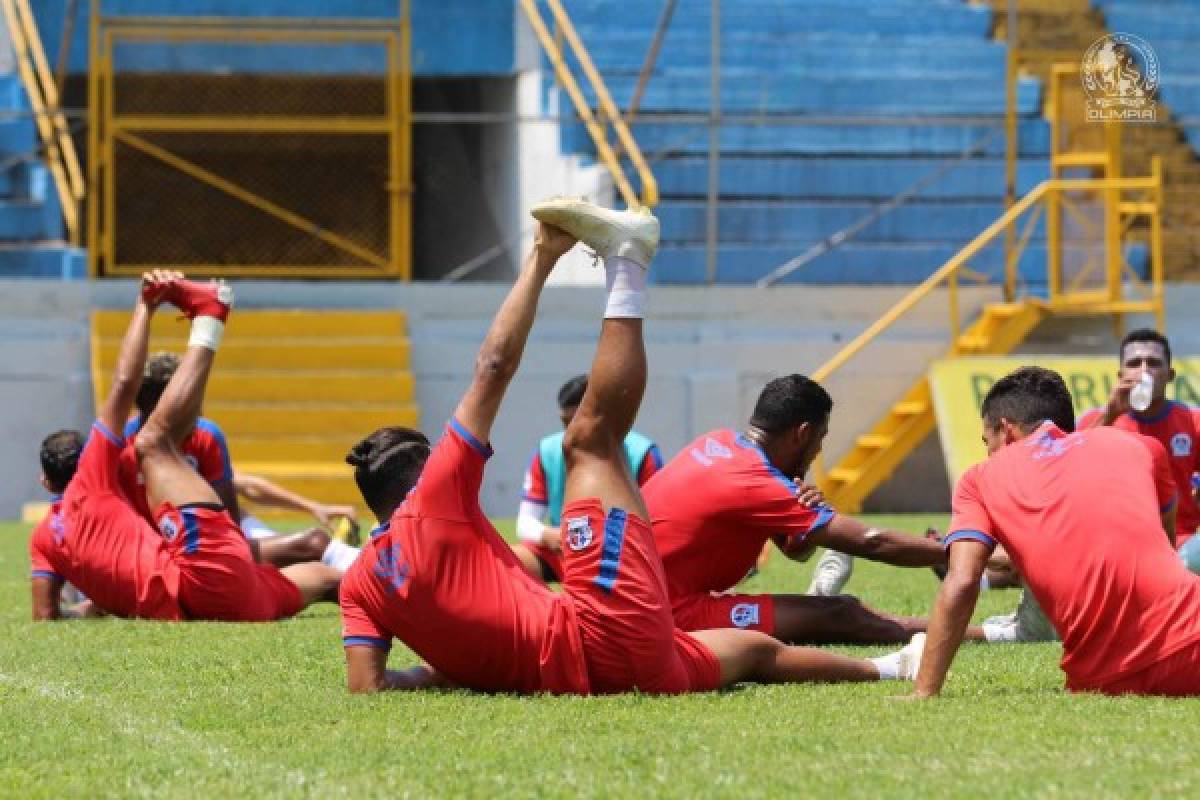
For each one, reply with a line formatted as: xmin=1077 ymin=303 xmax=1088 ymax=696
xmin=929 ymin=356 xmax=1200 ymax=483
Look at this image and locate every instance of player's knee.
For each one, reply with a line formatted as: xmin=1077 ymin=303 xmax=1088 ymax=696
xmin=133 ymin=425 xmax=169 ymax=463
xmin=562 ymin=417 xmax=621 ymax=465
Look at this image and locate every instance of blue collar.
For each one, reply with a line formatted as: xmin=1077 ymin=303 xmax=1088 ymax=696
xmin=1131 ymin=401 xmax=1174 ymax=425
xmin=369 ymin=521 xmax=391 ymax=540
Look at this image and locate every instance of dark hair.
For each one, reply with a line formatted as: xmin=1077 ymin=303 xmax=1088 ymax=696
xmin=557 ymin=374 xmax=588 ymax=411
xmin=749 ymin=374 xmax=833 ymax=434
xmin=40 ymin=429 xmax=85 ymax=492
xmin=135 ymin=352 xmax=181 ymax=418
xmin=981 ymin=366 xmax=1076 ymax=433
xmin=346 ymin=426 xmax=432 ymax=516
xmin=1120 ymin=328 xmax=1171 ymax=366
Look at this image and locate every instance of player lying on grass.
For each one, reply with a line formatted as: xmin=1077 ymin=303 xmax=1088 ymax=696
xmin=642 ymin=374 xmax=989 ymax=646
xmin=512 ymin=373 xmax=663 ymax=582
xmin=338 ymin=199 xmax=924 ymax=693
xmin=911 ymin=366 xmax=1200 ymax=697
xmin=30 ymin=272 xmax=340 ymax=621
xmin=126 ymin=352 xmax=361 ymax=570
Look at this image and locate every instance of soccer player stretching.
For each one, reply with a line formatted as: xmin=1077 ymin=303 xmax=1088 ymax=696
xmin=31 ymin=272 xmax=339 ymax=621
xmin=913 ymin=366 xmax=1200 ymax=697
xmin=338 ymin=200 xmax=924 ymax=694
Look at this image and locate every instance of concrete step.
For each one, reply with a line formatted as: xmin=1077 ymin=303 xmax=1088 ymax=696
xmin=204 ymin=403 xmax=419 ymax=437
xmin=92 ymin=309 xmax=408 ymax=339
xmin=94 ymin=339 xmax=412 ymax=371
xmin=96 ymin=370 xmax=415 ymax=405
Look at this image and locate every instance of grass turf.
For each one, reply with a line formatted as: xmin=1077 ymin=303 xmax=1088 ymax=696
xmin=2 ymin=515 xmax=1198 ymax=798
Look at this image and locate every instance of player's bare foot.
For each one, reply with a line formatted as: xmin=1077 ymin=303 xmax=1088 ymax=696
xmin=531 ymin=197 xmax=659 ymax=269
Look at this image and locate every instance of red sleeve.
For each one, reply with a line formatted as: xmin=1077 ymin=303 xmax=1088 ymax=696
xmin=409 ymin=419 xmax=491 ymax=521
xmin=1141 ymin=435 xmax=1178 ymax=512
xmin=340 ymin=584 xmax=391 ymax=650
xmin=635 ymin=445 xmax=664 ymax=486
xmin=522 ymin=451 xmax=548 ymax=504
xmin=189 ymin=421 xmax=233 ymax=485
xmin=742 ymin=475 xmax=834 ymax=548
xmin=945 ymin=466 xmax=998 ymax=549
xmin=29 ymin=516 xmax=61 ymax=579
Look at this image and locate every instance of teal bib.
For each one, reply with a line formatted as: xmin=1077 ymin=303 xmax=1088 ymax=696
xmin=539 ymin=430 xmax=656 ymax=525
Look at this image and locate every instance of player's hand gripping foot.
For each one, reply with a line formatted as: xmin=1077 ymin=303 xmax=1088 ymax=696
xmin=140 ymin=269 xmax=184 ymax=309
xmin=531 ymin=197 xmax=660 ymax=270
xmin=163 ymin=279 xmax=234 ymax=322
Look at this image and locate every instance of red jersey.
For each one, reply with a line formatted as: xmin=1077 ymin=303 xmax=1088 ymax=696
xmin=29 ymin=497 xmax=65 ymax=582
xmin=54 ymin=423 xmax=184 ymax=619
xmin=340 ymin=420 xmax=589 ymax=693
xmin=119 ymin=416 xmax=233 ymax=521
xmin=644 ymin=429 xmax=835 ymax=601
xmin=1079 ymin=403 xmax=1200 ymax=542
xmin=946 ymin=422 xmax=1200 ymax=689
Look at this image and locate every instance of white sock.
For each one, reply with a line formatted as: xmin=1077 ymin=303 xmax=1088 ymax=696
xmin=188 ymin=316 xmax=225 ymax=351
xmin=869 ymin=652 xmax=902 ymax=680
xmin=980 ymin=574 xmax=991 ymax=591
xmin=322 ymin=539 xmax=361 ymax=573
xmin=604 ymin=256 xmax=647 ymax=319
xmin=983 ymin=622 xmax=1019 ymax=643
xmin=240 ymin=515 xmax=279 ymax=540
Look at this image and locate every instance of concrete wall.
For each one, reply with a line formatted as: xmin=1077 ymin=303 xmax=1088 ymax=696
xmin=0 ymin=279 xmax=1187 ymax=519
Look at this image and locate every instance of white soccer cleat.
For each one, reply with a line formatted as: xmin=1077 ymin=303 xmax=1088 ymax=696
xmin=807 ymin=549 xmax=854 ymax=596
xmin=530 ymin=196 xmax=660 ymax=269
xmin=897 ymin=632 xmax=926 ymax=681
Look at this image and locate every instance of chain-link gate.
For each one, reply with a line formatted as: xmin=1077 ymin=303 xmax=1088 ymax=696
xmin=88 ymin=11 xmax=411 ymax=278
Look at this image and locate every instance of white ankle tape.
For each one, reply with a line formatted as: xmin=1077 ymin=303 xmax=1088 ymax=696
xmin=604 ymin=256 xmax=647 ymax=319
xmin=188 ymin=317 xmax=225 ymax=351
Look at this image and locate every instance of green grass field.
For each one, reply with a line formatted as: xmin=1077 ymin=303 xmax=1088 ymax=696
xmin=2 ymin=515 xmax=1198 ymax=798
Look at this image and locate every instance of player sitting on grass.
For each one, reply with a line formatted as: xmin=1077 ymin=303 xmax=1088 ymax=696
xmin=512 ymin=373 xmax=663 ymax=582
xmin=912 ymin=366 xmax=1200 ymax=697
xmin=1080 ymin=329 xmax=1200 ymax=564
xmin=338 ymin=199 xmax=925 ymax=693
xmin=125 ymin=352 xmax=361 ymax=572
xmin=643 ymin=375 xmax=988 ymax=646
xmin=30 ymin=271 xmax=340 ymax=621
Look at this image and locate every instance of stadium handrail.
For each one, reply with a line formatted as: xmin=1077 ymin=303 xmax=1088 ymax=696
xmin=811 ymin=171 xmax=1163 ymax=385
xmin=0 ymin=0 xmax=85 ymax=244
xmin=518 ymin=0 xmax=659 ymax=209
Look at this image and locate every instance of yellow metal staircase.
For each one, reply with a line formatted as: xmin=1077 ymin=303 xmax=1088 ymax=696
xmin=821 ymin=301 xmax=1046 ymax=512
xmin=91 ymin=310 xmax=418 ymax=512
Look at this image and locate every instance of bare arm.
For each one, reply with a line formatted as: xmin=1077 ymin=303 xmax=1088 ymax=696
xmin=345 ymin=646 xmax=446 ymax=693
xmin=452 ymin=224 xmax=575 ymax=446
xmin=31 ymin=576 xmax=63 ymax=620
xmin=97 ymin=271 xmax=177 ymax=437
xmin=911 ymin=539 xmax=992 ymax=698
xmin=803 ymin=514 xmax=946 ymax=568
xmin=232 ymin=472 xmax=354 ymax=527
xmin=212 ymin=480 xmax=243 ymax=524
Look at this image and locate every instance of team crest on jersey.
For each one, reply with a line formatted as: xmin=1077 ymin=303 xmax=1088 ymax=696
xmin=730 ymin=602 xmax=760 ymax=629
xmin=565 ymin=516 xmax=594 ymax=551
xmin=159 ymin=515 xmax=179 ymax=542
xmin=691 ymin=436 xmax=733 ymax=467
xmin=1172 ymin=433 xmax=1193 ymax=457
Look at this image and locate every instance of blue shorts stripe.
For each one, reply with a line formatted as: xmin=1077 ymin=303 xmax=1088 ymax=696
xmin=594 ymin=508 xmax=628 ymax=594
xmin=31 ymin=570 xmax=61 ymax=581
xmin=182 ymin=510 xmax=201 ymax=555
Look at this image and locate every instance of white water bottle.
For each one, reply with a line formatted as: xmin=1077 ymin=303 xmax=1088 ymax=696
xmin=1130 ymin=372 xmax=1155 ymax=413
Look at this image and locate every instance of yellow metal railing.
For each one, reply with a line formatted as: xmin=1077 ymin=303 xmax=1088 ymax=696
xmin=518 ymin=0 xmax=658 ymax=209
xmin=813 ymin=172 xmax=1163 ymax=388
xmin=0 ymin=0 xmax=86 ymax=243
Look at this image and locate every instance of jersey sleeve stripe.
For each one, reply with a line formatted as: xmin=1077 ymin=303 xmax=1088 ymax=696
xmin=343 ymin=636 xmax=392 ymax=650
xmin=30 ymin=570 xmax=61 ymax=580
xmin=808 ymin=506 xmax=836 ymax=533
xmin=944 ymin=529 xmax=997 ymax=549
xmin=449 ymin=418 xmax=494 ymax=458
xmin=92 ymin=420 xmax=124 ymax=447
xmin=594 ymin=508 xmax=629 ymax=593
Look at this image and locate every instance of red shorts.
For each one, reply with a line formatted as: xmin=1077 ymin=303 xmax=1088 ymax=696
xmin=1077 ymin=640 xmax=1200 ymax=697
xmin=154 ymin=504 xmax=303 ymax=622
xmin=559 ymin=498 xmax=721 ymax=694
xmin=672 ymin=592 xmax=776 ymax=635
